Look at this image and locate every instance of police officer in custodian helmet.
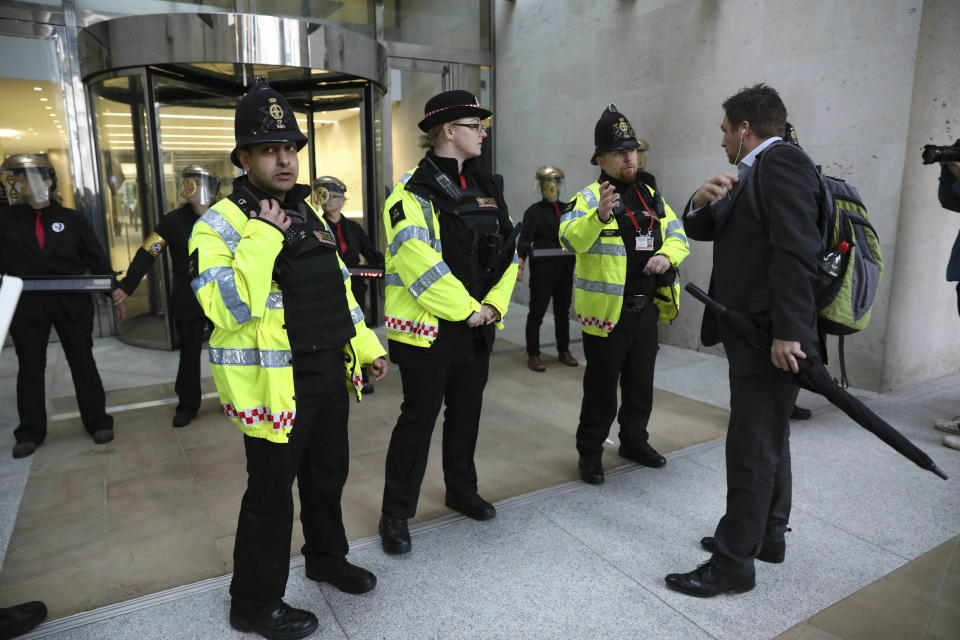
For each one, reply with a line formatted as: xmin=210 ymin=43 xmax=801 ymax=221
xmin=188 ymin=77 xmax=388 ymax=640
xmin=113 ymin=165 xmax=220 ymax=427
xmin=378 ymin=90 xmax=519 ymax=555
xmin=0 ymin=154 xmax=122 ymax=459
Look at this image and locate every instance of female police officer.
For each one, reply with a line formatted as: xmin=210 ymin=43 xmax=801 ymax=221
xmin=378 ymin=90 xmax=518 ymax=554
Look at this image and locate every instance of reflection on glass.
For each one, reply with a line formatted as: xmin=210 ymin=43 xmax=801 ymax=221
xmin=90 ymin=73 xmax=170 ymax=349
xmin=390 ymin=68 xmax=444 ymax=183
xmin=383 ymin=0 xmax=491 ymax=51
xmin=0 ymin=35 xmax=74 ymax=209
xmin=313 ymin=104 xmax=364 ymax=223
xmin=248 ymin=0 xmax=376 ymax=37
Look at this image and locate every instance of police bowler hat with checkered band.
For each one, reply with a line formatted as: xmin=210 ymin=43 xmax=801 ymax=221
xmin=231 ymin=76 xmax=307 ymax=168
xmin=418 ymin=90 xmax=492 ymax=132
xmin=590 ymin=104 xmax=642 ymax=165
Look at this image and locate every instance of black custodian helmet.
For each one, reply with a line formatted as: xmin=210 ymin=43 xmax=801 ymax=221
xmin=591 ymin=104 xmax=642 ymax=165
xmin=231 ymin=76 xmax=307 ymax=168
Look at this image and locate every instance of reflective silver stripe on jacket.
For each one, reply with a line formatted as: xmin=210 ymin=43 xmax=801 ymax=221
xmin=574 ymin=276 xmax=624 ymax=297
xmin=559 ymin=207 xmax=590 ymax=223
xmin=385 ymin=272 xmax=404 ymax=287
xmin=586 ymin=238 xmax=627 ymax=256
xmin=190 ymin=266 xmax=255 ymax=324
xmin=411 ymin=193 xmax=440 ymax=249
xmin=199 ymin=209 xmax=241 ymax=253
xmin=341 ymin=266 xmax=350 ymax=281
xmin=266 ymin=291 xmax=284 ymax=309
xmin=389 ymin=226 xmax=434 ymax=255
xmin=208 ymin=347 xmax=291 ymax=368
xmin=398 ymin=172 xmax=413 ymax=186
xmin=580 ymin=188 xmax=599 ymax=209
xmin=409 ymin=262 xmax=451 ymax=298
xmin=664 ymin=219 xmax=689 ymax=248
xmin=350 ymin=305 xmax=364 ymax=325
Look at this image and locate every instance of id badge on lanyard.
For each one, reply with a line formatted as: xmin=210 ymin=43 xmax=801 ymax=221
xmin=635 ymin=232 xmax=654 ymax=251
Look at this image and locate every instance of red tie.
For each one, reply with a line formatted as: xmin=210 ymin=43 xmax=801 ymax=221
xmin=553 ymin=202 xmax=562 ymax=219
xmin=334 ymin=222 xmax=347 ymax=254
xmin=34 ymin=210 xmax=45 ymax=250
xmin=459 ymin=174 xmax=467 ymax=189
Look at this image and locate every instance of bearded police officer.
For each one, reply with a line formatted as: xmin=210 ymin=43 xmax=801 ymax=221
xmin=113 ymin=165 xmax=220 ymax=427
xmin=189 ymin=77 xmax=388 ymax=640
xmin=517 ymin=166 xmax=579 ymax=372
xmin=312 ymin=176 xmax=384 ymax=318
xmin=378 ymin=90 xmax=518 ymax=555
xmin=559 ymin=105 xmax=690 ymax=485
xmin=0 ymin=154 xmax=121 ymax=458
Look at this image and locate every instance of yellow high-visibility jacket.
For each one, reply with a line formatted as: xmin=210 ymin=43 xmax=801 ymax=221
xmin=559 ymin=180 xmax=689 ymax=337
xmin=189 ymin=195 xmax=385 ymax=443
xmin=382 ymin=167 xmax=518 ymax=347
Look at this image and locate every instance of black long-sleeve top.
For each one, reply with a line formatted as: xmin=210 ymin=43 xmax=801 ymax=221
xmin=517 ymin=199 xmax=570 ymax=260
xmin=0 ymin=201 xmax=115 ymax=284
xmin=322 ymin=214 xmax=384 ymax=269
xmin=117 ymin=204 xmax=204 ymax=319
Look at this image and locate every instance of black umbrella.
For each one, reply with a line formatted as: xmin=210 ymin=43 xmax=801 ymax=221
xmin=686 ymin=283 xmax=948 ymax=480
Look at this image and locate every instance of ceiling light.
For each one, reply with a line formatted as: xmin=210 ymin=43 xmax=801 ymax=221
xmin=45 ymin=106 xmax=52 ymax=110
xmin=40 ymin=98 xmax=48 ymax=102
xmin=33 ymin=86 xmax=42 ymax=91
xmin=49 ymin=113 xmax=56 ymax=117
xmin=0 ymin=129 xmax=20 ymax=137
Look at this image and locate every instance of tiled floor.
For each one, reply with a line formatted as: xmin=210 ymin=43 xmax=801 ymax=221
xmin=0 ymin=332 xmax=730 ymax=621
xmin=1 ymin=305 xmax=958 ymax=639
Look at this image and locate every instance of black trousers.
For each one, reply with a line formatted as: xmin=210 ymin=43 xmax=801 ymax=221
xmin=525 ymin=258 xmax=574 ymax=356
xmin=381 ymin=351 xmax=490 ymax=519
xmin=230 ymin=349 xmax=350 ymax=608
xmin=711 ymin=367 xmax=797 ymax=574
xmin=10 ymin=294 xmax=112 ymax=445
xmin=173 ymin=317 xmax=206 ymax=414
xmin=576 ymin=305 xmax=659 ymax=458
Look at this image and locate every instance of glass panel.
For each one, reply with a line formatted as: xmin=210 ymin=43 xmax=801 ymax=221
xmin=249 ymin=0 xmax=376 ymax=38
xmin=0 ymin=34 xmax=74 ymax=209
xmin=76 ymin=0 xmax=236 ymax=17
xmin=90 ymin=73 xmax=171 ymax=348
xmin=389 ymin=67 xmax=444 ymax=183
xmin=313 ymin=103 xmax=364 ymax=222
xmin=383 ymin=0 xmax=491 ymax=52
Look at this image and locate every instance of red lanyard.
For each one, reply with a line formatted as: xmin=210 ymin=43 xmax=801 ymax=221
xmin=622 ymin=184 xmax=657 ymax=234
xmin=333 ymin=221 xmax=346 ymax=254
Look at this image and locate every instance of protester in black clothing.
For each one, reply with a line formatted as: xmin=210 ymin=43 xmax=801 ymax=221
xmin=112 ymin=165 xmax=219 ymax=427
xmin=0 ymin=154 xmax=122 ymax=459
xmin=517 ymin=166 xmax=578 ymax=372
xmin=313 ymin=175 xmax=384 ymax=318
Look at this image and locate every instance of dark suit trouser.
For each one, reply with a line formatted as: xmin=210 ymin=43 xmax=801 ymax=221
xmin=525 ymin=258 xmax=574 ymax=355
xmin=10 ymin=294 xmax=112 ymax=445
xmin=711 ymin=369 xmax=796 ymax=574
xmin=381 ymin=352 xmax=490 ymax=519
xmin=230 ymin=350 xmax=350 ymax=608
xmin=576 ymin=305 xmax=659 ymax=458
xmin=173 ymin=317 xmax=205 ymax=414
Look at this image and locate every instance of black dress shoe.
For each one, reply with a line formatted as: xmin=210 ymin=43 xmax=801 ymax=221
xmin=92 ymin=429 xmax=114 ymax=445
xmin=379 ymin=515 xmax=411 ymax=555
xmin=790 ymin=405 xmax=812 ymax=420
xmin=305 ymin=560 xmax=376 ymax=594
xmin=700 ymin=536 xmax=786 ymax=563
xmin=665 ymin=561 xmax=755 ymax=597
xmin=229 ymin=601 xmax=318 ymax=640
xmin=0 ymin=600 xmax=47 ymax=638
xmin=578 ymin=456 xmax=604 ymax=484
xmin=12 ymin=442 xmax=36 ymax=459
xmin=445 ymin=492 xmax=496 ymax=520
xmin=618 ymin=441 xmax=666 ymax=468
xmin=172 ymin=410 xmax=196 ymax=428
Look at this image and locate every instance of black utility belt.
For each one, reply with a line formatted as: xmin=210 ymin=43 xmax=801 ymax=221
xmin=622 ymin=294 xmax=654 ymax=312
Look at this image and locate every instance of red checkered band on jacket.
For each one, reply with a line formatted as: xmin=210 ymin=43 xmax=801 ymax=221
xmin=221 ymin=403 xmax=296 ymax=431
xmin=384 ymin=315 xmax=439 ymax=339
xmin=577 ymin=314 xmax=616 ymax=333
xmin=352 ymin=372 xmax=363 ymax=391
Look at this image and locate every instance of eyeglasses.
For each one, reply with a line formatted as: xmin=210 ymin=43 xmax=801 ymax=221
xmin=451 ymin=123 xmax=488 ymax=133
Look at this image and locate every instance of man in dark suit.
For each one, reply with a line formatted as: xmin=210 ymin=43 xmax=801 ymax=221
xmin=665 ymin=84 xmax=822 ymax=597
